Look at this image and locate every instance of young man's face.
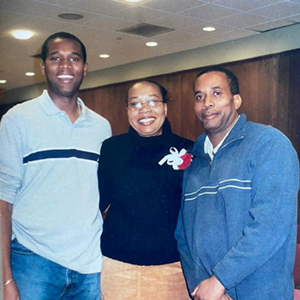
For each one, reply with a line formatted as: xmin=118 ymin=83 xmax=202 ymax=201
xmin=40 ymin=38 xmax=88 ymax=100
xmin=194 ymin=71 xmax=241 ymax=139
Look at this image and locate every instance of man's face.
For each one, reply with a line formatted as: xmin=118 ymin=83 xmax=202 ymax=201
xmin=40 ymin=38 xmax=88 ymax=100
xmin=194 ymin=71 xmax=241 ymax=138
xmin=127 ymin=82 xmax=167 ymax=137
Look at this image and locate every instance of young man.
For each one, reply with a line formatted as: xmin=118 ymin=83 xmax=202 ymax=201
xmin=0 ymin=32 xmax=111 ymax=300
xmin=175 ymin=67 xmax=299 ymax=300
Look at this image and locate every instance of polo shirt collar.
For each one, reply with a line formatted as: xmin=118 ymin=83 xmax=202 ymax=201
xmin=40 ymin=90 xmax=86 ymax=120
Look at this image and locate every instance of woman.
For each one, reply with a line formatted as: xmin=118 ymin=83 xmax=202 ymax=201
xmin=99 ymin=80 xmax=193 ymax=299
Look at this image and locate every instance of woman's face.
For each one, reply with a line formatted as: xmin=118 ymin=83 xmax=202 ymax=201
xmin=127 ymin=82 xmax=167 ymax=137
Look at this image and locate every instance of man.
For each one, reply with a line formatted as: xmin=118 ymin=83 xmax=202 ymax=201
xmin=175 ymin=66 xmax=299 ymax=300
xmin=0 ymin=32 xmax=111 ymax=300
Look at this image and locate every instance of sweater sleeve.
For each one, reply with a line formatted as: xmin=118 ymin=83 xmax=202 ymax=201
xmin=175 ymin=173 xmax=210 ymax=292
xmin=212 ymin=129 xmax=299 ymax=289
xmin=98 ymin=139 xmax=112 ymax=213
xmin=175 ymin=207 xmax=211 ymax=292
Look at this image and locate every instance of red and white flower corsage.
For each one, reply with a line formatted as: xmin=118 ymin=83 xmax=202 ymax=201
xmin=158 ymin=147 xmax=192 ymax=170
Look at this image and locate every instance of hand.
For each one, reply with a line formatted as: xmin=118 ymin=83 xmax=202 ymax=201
xmin=3 ymin=281 xmax=20 ymax=300
xmin=191 ymin=275 xmax=225 ymax=300
xmin=222 ymin=294 xmax=233 ymax=300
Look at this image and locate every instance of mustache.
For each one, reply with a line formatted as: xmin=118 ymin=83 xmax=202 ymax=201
xmin=201 ymin=111 xmax=216 ymax=118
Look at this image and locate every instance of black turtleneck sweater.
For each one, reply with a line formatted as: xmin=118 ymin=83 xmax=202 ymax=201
xmin=98 ymin=120 xmax=193 ymax=265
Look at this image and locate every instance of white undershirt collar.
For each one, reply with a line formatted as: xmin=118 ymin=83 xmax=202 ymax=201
xmin=204 ymin=115 xmax=240 ymax=160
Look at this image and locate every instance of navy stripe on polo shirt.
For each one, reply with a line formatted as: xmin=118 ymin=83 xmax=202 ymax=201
xmin=23 ymin=149 xmax=100 ymax=164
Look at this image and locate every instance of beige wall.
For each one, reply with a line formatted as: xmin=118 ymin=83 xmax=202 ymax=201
xmin=2 ymin=23 xmax=300 ymax=105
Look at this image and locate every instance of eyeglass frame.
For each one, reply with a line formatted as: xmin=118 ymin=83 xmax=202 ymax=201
xmin=127 ymin=99 xmax=165 ymax=111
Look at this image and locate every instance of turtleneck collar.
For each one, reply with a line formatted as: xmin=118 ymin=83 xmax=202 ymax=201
xmin=127 ymin=118 xmax=172 ymax=146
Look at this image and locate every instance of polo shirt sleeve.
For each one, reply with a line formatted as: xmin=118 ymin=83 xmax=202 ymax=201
xmin=0 ymin=114 xmax=25 ymax=203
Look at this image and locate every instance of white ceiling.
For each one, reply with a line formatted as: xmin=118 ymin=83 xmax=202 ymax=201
xmin=0 ymin=0 xmax=300 ymax=91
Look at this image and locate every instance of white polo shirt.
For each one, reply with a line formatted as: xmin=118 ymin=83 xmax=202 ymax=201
xmin=0 ymin=90 xmax=111 ymax=273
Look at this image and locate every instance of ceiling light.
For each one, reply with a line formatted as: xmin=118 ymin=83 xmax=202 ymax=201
xmin=58 ymin=13 xmax=84 ymax=20
xmin=123 ymin=0 xmax=142 ymax=2
xmin=0 ymin=80 xmax=7 ymax=84
xmin=11 ymin=30 xmax=34 ymax=40
xmin=146 ymin=42 xmax=158 ymax=47
xmin=25 ymin=72 xmax=35 ymax=77
xmin=203 ymin=27 xmax=216 ymax=32
xmin=99 ymin=54 xmax=110 ymax=58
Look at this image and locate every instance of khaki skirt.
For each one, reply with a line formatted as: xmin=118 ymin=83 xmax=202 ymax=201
xmin=101 ymin=256 xmax=191 ymax=300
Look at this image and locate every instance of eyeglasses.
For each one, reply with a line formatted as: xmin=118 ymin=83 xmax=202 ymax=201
xmin=127 ymin=99 xmax=164 ymax=111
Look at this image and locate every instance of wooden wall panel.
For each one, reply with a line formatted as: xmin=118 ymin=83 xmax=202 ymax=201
xmin=288 ymin=51 xmax=300 ymax=152
xmin=79 ymin=50 xmax=299 ymax=150
xmin=1 ymin=49 xmax=298 ymax=153
xmin=286 ymin=51 xmax=300 ymax=221
xmin=1 ymin=48 xmax=300 ymax=220
xmin=221 ymin=57 xmax=281 ymax=127
xmin=79 ymin=51 xmax=300 ymax=222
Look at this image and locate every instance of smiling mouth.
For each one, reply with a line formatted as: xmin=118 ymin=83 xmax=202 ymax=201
xmin=57 ymin=75 xmax=74 ymax=79
xmin=138 ymin=117 xmax=155 ymax=124
xmin=201 ymin=112 xmax=218 ymax=120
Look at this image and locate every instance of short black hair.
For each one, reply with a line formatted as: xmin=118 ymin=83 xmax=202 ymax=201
xmin=41 ymin=32 xmax=87 ymax=63
xmin=126 ymin=80 xmax=169 ymax=105
xmin=195 ymin=66 xmax=239 ymax=95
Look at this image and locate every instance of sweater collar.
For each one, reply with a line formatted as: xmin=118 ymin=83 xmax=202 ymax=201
xmin=191 ymin=114 xmax=247 ymax=156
